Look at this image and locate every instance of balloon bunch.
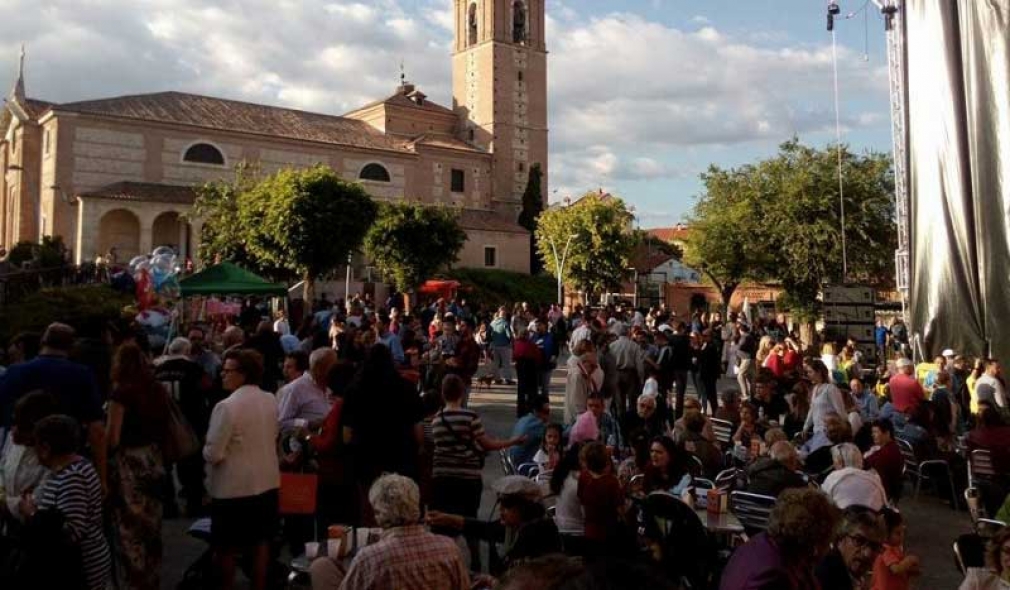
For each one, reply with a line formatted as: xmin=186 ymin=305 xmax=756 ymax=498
xmin=128 ymin=246 xmax=182 ymax=308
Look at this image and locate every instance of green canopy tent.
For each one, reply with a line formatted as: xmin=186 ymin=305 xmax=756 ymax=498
xmin=179 ymin=262 xmax=287 ymax=297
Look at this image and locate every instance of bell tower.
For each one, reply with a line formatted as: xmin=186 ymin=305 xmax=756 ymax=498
xmin=452 ymin=0 xmax=547 ymax=217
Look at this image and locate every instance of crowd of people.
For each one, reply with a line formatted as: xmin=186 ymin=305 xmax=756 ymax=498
xmin=0 ymin=295 xmax=1007 ymax=589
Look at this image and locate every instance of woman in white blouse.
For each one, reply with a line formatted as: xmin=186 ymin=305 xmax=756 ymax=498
xmin=803 ymin=359 xmax=848 ymax=437
xmin=204 ymin=349 xmax=280 ymax=590
xmin=821 ymin=443 xmax=887 ymax=511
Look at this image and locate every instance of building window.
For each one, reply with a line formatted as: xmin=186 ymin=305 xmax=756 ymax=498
xmin=518 ymin=162 xmax=525 ymax=173
xmin=468 ymin=3 xmax=478 ymax=46
xmin=468 ymin=128 xmax=475 ymax=142
xmin=484 ymin=246 xmax=497 ymax=268
xmin=451 ymin=169 xmax=465 ymax=193
xmin=512 ymin=1 xmax=526 ymax=43
xmin=518 ymin=71 xmax=524 ymax=82
xmin=183 ymin=143 xmax=225 ymax=165
xmin=359 ymin=163 xmax=391 ymax=182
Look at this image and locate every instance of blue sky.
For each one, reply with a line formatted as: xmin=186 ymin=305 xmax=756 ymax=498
xmin=1 ymin=0 xmax=893 ymax=228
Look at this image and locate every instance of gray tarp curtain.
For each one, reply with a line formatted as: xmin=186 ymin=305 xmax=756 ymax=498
xmin=907 ymin=0 xmax=1010 ymax=361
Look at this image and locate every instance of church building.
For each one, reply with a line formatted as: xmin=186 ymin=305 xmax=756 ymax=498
xmin=0 ymin=0 xmax=547 ymax=273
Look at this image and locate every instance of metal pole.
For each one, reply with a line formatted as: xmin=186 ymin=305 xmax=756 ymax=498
xmin=558 ymin=234 xmax=576 ymax=306
xmin=549 ymin=238 xmax=561 ymax=305
xmin=344 ymin=252 xmax=352 ymax=312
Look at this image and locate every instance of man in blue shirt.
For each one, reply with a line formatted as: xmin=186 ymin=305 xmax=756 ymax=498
xmin=488 ymin=307 xmax=514 ymax=385
xmin=509 ymin=395 xmax=551 ymax=467
xmin=850 ymin=378 xmax=879 ymax=423
xmin=874 ymin=318 xmax=889 ymax=364
xmin=374 ymin=315 xmax=406 ymax=365
xmin=0 ymin=323 xmax=106 ymax=491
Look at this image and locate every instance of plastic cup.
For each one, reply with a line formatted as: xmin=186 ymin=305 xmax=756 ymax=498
xmin=327 ymin=539 xmax=342 ymax=558
xmin=305 ymin=541 xmax=320 ymax=559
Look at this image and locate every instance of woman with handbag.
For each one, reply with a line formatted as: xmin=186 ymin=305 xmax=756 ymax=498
xmin=204 ymin=349 xmax=280 ymax=590
xmin=106 ymin=342 xmax=169 ymax=590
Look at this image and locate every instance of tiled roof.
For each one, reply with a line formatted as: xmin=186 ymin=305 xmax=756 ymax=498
xmin=78 ymin=181 xmax=197 ymax=205
xmin=629 ymin=249 xmax=677 ymax=273
xmin=647 ymin=226 xmax=691 ymax=242
xmin=349 ymin=87 xmax=456 ymax=117
xmin=405 ymin=134 xmax=486 ymax=154
xmin=458 ymin=209 xmax=528 ymax=234
xmin=56 ymin=91 xmax=410 ymax=153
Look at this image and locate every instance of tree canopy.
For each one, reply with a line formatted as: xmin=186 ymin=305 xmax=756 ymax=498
xmin=363 ymin=201 xmax=467 ymax=293
xmin=686 ymin=139 xmax=895 ymax=317
xmin=193 ymin=164 xmax=377 ymax=308
xmin=535 ymin=193 xmax=636 ymax=299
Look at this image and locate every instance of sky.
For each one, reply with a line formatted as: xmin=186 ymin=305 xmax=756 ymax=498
xmin=0 ymin=0 xmax=893 ymax=228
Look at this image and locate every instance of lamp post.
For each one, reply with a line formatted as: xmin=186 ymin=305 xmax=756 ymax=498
xmin=344 ymin=252 xmax=353 ymax=312
xmin=549 ymin=233 xmax=578 ymax=306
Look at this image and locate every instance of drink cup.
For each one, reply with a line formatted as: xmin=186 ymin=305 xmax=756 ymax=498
xmin=305 ymin=541 xmax=320 ymax=559
xmin=327 ymin=539 xmax=342 ymax=558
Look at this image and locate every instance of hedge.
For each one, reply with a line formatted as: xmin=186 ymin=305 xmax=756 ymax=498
xmin=0 ymin=285 xmax=133 ymax=344
xmin=443 ymin=268 xmax=556 ymax=309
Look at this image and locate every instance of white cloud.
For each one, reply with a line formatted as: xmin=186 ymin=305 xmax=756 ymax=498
xmin=548 ymin=13 xmax=887 ymax=149
xmin=0 ymin=1 xmax=889 ymax=223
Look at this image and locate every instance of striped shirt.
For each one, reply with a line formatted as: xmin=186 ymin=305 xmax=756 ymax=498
xmin=432 ymin=409 xmax=485 ymax=479
xmin=35 ymin=458 xmax=111 ymax=590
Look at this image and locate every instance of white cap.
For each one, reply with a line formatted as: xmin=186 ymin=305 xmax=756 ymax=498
xmin=657 ymin=324 xmax=673 ymax=333
xmin=896 ymin=357 xmax=913 ymax=368
xmin=942 ymin=349 xmax=955 ymax=358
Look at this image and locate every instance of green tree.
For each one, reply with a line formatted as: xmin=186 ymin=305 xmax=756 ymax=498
xmin=686 ymin=139 xmax=895 ymax=319
xmin=753 ymin=140 xmax=894 ymax=318
xmin=517 ymin=163 xmax=544 ymax=274
xmin=189 ymin=163 xmax=281 ymax=276
xmin=239 ymin=165 xmax=378 ymax=311
xmin=684 ymin=166 xmax=769 ymax=312
xmin=364 ymin=202 xmax=467 ymax=293
xmin=536 ymin=192 xmax=636 ymax=301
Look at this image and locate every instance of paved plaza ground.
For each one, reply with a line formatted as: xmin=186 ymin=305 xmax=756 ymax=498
xmin=160 ymin=368 xmax=969 ymax=589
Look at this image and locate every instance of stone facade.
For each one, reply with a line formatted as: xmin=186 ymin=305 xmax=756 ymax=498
xmin=0 ymin=0 xmax=547 ymax=275
xmin=452 ymin=0 xmax=548 ymax=217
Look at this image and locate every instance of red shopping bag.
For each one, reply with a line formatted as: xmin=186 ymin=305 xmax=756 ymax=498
xmin=279 ymin=472 xmax=318 ymax=515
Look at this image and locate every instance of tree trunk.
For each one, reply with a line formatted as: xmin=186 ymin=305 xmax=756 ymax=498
xmin=720 ymin=283 xmax=738 ymax=316
xmin=799 ymin=321 xmax=816 ymax=353
xmin=302 ymin=272 xmax=315 ymax=320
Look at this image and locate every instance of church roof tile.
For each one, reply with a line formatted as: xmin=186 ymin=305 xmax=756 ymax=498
xmin=78 ymin=181 xmax=197 ymax=204
xmin=457 ymin=209 xmax=527 ymax=234
xmin=55 ymin=91 xmax=411 ymax=153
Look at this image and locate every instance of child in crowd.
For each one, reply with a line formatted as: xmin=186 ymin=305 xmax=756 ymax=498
xmin=872 ymin=509 xmax=920 ymax=590
xmin=533 ymin=423 xmax=563 ymax=472
xmin=577 ymin=442 xmax=625 ymax=556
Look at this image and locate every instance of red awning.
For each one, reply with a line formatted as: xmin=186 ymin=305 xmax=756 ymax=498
xmin=417 ymin=280 xmax=461 ymax=296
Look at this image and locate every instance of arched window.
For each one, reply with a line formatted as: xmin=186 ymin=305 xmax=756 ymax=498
xmin=359 ymin=163 xmax=391 ymax=182
xmin=182 ymin=143 xmax=225 ymax=165
xmin=468 ymin=3 xmax=478 ymax=46
xmin=512 ymin=1 xmax=526 ymax=43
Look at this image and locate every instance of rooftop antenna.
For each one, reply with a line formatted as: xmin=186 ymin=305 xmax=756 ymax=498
xmin=399 ymin=59 xmax=406 ymax=86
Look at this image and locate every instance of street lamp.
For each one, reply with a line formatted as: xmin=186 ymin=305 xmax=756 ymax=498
xmin=344 ymin=252 xmax=353 ymax=312
xmin=549 ymin=233 xmax=578 ymax=305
